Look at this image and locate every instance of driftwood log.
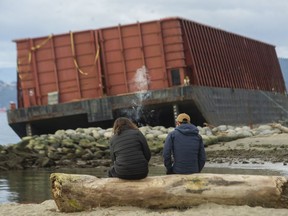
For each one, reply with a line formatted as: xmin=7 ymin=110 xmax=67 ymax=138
xmin=50 ymin=173 xmax=288 ymax=212
xmin=271 ymin=123 xmax=288 ymax=133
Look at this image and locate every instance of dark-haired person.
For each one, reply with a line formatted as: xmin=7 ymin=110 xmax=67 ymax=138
xmin=163 ymin=113 xmax=206 ymax=174
xmin=108 ymin=117 xmax=151 ymax=180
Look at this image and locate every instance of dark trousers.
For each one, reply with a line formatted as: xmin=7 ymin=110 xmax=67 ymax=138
xmin=108 ymin=166 xmax=147 ymax=180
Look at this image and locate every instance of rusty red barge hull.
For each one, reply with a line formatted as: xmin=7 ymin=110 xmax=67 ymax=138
xmin=7 ymin=17 xmax=288 ymax=137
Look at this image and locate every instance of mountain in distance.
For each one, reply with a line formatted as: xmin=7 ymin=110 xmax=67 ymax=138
xmin=0 ymin=80 xmax=17 ymax=110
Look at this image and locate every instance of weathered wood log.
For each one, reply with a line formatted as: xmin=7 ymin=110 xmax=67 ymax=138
xmin=271 ymin=123 xmax=288 ymax=133
xmin=50 ymin=173 xmax=288 ymax=212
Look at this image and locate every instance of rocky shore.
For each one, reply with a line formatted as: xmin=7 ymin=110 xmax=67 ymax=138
xmin=1 ymin=122 xmax=288 ymax=171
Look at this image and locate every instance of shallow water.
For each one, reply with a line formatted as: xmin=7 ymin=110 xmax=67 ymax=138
xmin=0 ymin=163 xmax=287 ymax=204
xmin=204 ymin=162 xmax=288 ymax=176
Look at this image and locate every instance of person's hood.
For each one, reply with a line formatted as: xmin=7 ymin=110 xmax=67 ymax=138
xmin=175 ymin=123 xmax=199 ymax=136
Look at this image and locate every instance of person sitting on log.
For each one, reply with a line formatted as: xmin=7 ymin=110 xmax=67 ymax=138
xmin=163 ymin=113 xmax=206 ymax=174
xmin=108 ymin=117 xmax=151 ymax=179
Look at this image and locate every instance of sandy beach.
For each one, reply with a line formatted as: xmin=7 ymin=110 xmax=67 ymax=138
xmin=1 ymin=133 xmax=288 ymax=215
xmin=1 ymin=200 xmax=288 ymax=216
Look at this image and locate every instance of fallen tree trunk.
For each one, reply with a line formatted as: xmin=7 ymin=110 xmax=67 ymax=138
xmin=50 ymin=173 xmax=288 ymax=212
xmin=271 ymin=123 xmax=288 ymax=133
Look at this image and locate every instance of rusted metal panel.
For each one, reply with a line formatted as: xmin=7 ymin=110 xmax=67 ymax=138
xmin=100 ymin=20 xmax=181 ymax=95
xmin=180 ymin=18 xmax=286 ymax=93
xmin=15 ymin=30 xmax=103 ymax=108
xmin=100 ymin=19 xmax=188 ymax=94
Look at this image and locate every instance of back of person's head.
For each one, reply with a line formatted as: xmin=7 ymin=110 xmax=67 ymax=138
xmin=176 ymin=113 xmax=191 ymax=124
xmin=113 ymin=117 xmax=138 ymax=135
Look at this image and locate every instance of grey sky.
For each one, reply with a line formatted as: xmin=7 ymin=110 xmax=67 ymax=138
xmin=1 ymin=0 xmax=288 ymax=82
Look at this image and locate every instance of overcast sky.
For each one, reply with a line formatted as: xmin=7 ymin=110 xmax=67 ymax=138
xmin=1 ymin=0 xmax=288 ymax=82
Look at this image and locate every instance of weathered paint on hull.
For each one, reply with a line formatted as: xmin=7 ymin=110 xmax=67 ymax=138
xmin=7 ymin=85 xmax=288 ymax=137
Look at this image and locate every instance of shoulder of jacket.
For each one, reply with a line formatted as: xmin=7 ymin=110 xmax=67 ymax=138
xmin=169 ymin=131 xmax=176 ymax=139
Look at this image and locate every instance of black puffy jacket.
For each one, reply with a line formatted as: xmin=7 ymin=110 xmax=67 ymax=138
xmin=110 ymin=129 xmax=151 ymax=178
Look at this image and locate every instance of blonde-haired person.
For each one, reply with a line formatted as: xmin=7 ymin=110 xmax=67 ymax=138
xmin=163 ymin=113 xmax=206 ymax=174
xmin=108 ymin=117 xmax=151 ymax=180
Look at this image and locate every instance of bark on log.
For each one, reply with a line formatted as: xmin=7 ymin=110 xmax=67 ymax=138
xmin=50 ymin=173 xmax=288 ymax=212
xmin=271 ymin=123 xmax=288 ymax=133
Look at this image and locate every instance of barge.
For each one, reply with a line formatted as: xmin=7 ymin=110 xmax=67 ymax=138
xmin=7 ymin=17 xmax=288 ymax=137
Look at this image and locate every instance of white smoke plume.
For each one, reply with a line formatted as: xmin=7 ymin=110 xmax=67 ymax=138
xmin=134 ymin=65 xmax=150 ymax=91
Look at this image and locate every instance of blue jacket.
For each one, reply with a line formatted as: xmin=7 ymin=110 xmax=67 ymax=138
xmin=163 ymin=123 xmax=206 ymax=174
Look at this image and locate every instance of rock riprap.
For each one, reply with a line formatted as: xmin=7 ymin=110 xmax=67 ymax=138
xmin=0 ymin=123 xmax=287 ymax=170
